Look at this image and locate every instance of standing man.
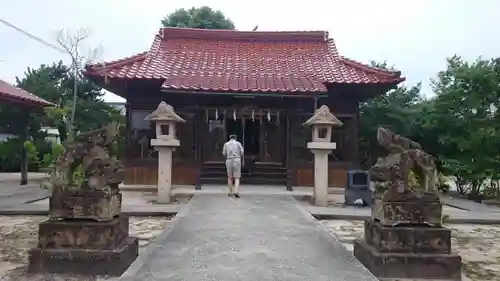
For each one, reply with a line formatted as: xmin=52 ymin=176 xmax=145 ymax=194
xmin=222 ymin=134 xmax=244 ymax=198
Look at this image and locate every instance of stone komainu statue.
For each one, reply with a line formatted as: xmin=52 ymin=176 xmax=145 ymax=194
xmin=370 ymin=127 xmax=438 ymax=194
xmin=53 ymin=122 xmax=124 ymax=190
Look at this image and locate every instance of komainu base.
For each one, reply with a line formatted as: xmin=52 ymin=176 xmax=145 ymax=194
xmin=28 ymin=237 xmax=138 ymax=276
xmin=354 ymin=239 xmax=462 ymax=280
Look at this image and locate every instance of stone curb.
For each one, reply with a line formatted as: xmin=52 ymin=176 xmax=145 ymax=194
xmin=0 ymin=205 xmax=181 ymax=217
xmin=311 ymin=212 xmax=500 ymax=225
xmin=118 ymin=194 xmax=195 ymax=280
xmin=293 ymin=197 xmax=379 ymax=280
xmin=0 ymin=209 xmax=180 ymax=217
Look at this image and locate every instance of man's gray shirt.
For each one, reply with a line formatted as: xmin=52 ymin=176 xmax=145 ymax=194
xmin=222 ymin=139 xmax=244 ymax=160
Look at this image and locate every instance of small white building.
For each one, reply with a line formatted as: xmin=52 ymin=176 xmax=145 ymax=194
xmin=41 ymin=127 xmax=60 ymax=144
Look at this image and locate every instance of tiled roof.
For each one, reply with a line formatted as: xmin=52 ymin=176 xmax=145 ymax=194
xmin=0 ymin=79 xmax=53 ymax=107
xmin=85 ymin=28 xmax=404 ymax=93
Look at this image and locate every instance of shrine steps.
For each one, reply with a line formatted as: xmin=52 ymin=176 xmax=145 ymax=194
xmin=201 ymin=177 xmax=287 ymax=185
xmin=200 ymin=162 xmax=287 ymax=185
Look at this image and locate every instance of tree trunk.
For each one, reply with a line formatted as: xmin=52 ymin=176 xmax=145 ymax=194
xmin=20 ymin=114 xmax=29 ymax=185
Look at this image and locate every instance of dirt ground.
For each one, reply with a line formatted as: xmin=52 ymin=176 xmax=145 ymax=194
xmin=0 ymin=215 xmax=172 ymax=281
xmin=321 ymin=220 xmax=500 ymax=281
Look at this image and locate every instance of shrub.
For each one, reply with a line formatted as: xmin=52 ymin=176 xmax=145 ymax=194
xmin=0 ymin=138 xmax=40 ymax=172
xmin=41 ymin=143 xmax=65 ymax=169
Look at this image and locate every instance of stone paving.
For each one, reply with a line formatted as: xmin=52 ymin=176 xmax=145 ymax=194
xmin=0 ymin=190 xmax=188 ymax=216
xmin=303 ymin=193 xmax=500 ymax=224
xmin=119 ymin=194 xmax=377 ymax=281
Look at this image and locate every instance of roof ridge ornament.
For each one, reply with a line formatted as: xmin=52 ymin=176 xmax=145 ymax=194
xmin=303 ymin=105 xmax=343 ymax=127
xmin=144 ymin=101 xmax=185 ymax=123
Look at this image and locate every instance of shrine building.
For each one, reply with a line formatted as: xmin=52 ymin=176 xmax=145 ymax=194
xmin=84 ymin=27 xmax=404 ymax=188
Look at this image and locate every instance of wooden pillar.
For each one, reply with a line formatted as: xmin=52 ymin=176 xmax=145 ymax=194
xmin=259 ymin=112 xmax=265 ymax=162
xmin=195 ymin=109 xmax=202 ymax=189
xmin=241 ymin=117 xmax=245 ymax=150
xmin=313 ymin=96 xmax=319 ymax=110
xmin=285 ymin=111 xmax=292 ymax=191
xmin=352 ymin=106 xmax=359 ymax=163
xmin=125 ymin=104 xmax=131 ymax=162
xmin=20 ymin=112 xmax=29 ymax=185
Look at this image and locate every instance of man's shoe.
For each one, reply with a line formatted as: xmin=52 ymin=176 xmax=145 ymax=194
xmin=228 ymin=193 xmax=233 ymax=197
xmin=234 ymin=193 xmax=240 ymax=198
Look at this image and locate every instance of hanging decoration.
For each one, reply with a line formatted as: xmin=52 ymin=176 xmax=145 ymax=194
xmin=205 ymin=108 xmax=208 ymax=123
xmin=276 ymin=111 xmax=280 ymax=126
xmin=251 ymin=109 xmax=255 ymax=122
xmin=233 ymin=109 xmax=237 ymax=121
xmin=267 ymin=109 xmax=271 ymax=122
xmin=215 ymin=108 xmax=219 ymax=120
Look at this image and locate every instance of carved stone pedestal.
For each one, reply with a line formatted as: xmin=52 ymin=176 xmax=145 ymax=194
xmin=28 ymin=215 xmax=139 ymax=276
xmin=49 ymin=186 xmax=122 ymax=221
xmin=354 ymin=192 xmax=462 ymax=280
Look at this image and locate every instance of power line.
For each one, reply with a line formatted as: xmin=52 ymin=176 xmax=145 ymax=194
xmin=0 ymin=18 xmax=66 ymax=54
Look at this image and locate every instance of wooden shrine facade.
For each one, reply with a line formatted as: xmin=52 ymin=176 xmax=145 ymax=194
xmin=85 ymin=28 xmax=404 ymax=187
xmin=123 ymin=89 xmax=361 ymax=187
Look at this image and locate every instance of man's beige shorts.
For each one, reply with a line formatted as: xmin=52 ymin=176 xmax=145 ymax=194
xmin=225 ymin=158 xmax=241 ymax=178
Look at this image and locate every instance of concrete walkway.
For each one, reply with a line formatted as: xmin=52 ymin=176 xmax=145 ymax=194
xmin=120 ymin=194 xmax=377 ymax=281
xmin=0 ymin=172 xmax=47 ymax=183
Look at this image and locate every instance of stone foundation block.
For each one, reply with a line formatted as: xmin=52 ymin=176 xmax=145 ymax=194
xmin=37 ymin=215 xmax=129 ymax=250
xmin=372 ymin=195 xmax=442 ymax=226
xmin=28 ymin=237 xmax=138 ymax=276
xmin=50 ymin=187 xmax=121 ymax=221
xmin=364 ymin=220 xmax=452 ymax=254
xmin=354 ymin=239 xmax=462 ymax=280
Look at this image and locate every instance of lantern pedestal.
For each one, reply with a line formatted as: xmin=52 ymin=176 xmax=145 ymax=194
xmin=307 ymin=142 xmax=336 ymax=207
xmin=151 ymin=139 xmax=180 ymax=204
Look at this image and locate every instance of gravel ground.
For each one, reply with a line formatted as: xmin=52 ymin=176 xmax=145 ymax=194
xmin=0 ymin=214 xmax=497 ymax=280
xmin=321 ymin=220 xmax=500 ymax=281
xmin=0 ymin=215 xmax=173 ymax=281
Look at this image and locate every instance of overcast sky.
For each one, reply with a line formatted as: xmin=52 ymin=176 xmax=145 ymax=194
xmin=1 ymin=0 xmax=499 ymax=102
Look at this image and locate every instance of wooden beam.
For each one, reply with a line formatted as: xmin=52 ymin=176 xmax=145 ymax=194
xmin=160 ymin=89 xmax=328 ymax=98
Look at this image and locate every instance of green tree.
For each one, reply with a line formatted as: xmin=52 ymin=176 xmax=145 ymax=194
xmin=358 ymin=61 xmax=424 ymax=167
xmin=424 ymin=55 xmax=500 ymax=198
xmin=161 ymin=6 xmax=235 ymax=29
xmin=15 ymin=62 xmax=122 ymax=142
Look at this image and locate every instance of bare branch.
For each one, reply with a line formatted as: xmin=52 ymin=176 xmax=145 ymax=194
xmin=53 ymin=26 xmax=103 ymax=140
xmin=55 ymin=27 xmax=101 ymax=69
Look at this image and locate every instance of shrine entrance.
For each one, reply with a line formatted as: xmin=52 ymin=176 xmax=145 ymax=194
xmin=200 ymin=108 xmax=287 ymax=180
xmin=202 ymin=119 xmax=284 ymax=165
xmin=225 ymin=118 xmax=261 ymax=158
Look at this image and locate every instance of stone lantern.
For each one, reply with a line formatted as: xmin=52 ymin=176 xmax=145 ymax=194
xmin=145 ymin=101 xmax=185 ymax=203
xmin=303 ymin=105 xmax=343 ymax=206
